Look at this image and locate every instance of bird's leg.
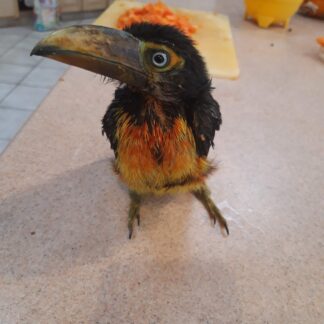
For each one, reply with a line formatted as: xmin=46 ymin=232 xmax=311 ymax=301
xmin=192 ymin=185 xmax=229 ymax=235
xmin=128 ymin=191 xmax=142 ymax=239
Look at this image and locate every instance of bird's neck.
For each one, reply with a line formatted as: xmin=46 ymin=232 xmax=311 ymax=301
xmin=128 ymin=89 xmax=187 ymax=129
xmin=142 ymin=95 xmax=168 ymax=126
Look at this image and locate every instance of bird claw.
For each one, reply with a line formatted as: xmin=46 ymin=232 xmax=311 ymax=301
xmin=210 ymin=212 xmax=229 ymax=236
xmin=193 ymin=187 xmax=229 ymax=237
xmin=128 ymin=191 xmax=142 ymax=239
xmin=128 ymin=212 xmax=140 ymax=239
xmin=128 ymin=227 xmax=133 ymax=240
xmin=222 ymin=220 xmax=229 ymax=236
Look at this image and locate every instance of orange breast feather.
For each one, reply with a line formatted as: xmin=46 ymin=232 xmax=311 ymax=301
xmin=115 ymin=114 xmax=212 ymax=194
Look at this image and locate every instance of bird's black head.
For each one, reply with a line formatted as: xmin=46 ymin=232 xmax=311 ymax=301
xmin=124 ymin=23 xmax=210 ymax=102
xmin=30 ymin=23 xmax=210 ymax=103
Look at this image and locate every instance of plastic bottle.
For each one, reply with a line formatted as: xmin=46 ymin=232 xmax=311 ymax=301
xmin=34 ymin=0 xmax=58 ymax=31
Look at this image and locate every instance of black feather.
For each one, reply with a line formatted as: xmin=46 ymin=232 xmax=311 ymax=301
xmin=102 ymin=23 xmax=222 ymax=159
xmin=102 ymin=86 xmax=141 ymax=157
xmin=188 ymin=91 xmax=222 ymax=157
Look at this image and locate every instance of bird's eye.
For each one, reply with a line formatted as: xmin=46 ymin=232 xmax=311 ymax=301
xmin=151 ymin=51 xmax=169 ymax=68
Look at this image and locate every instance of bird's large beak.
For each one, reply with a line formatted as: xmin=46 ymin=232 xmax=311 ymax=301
xmin=31 ymin=25 xmax=147 ymax=88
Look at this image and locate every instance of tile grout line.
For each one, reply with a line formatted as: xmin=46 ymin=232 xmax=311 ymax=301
xmin=0 ymin=29 xmax=33 ymax=59
xmin=0 ymin=67 xmax=66 ymax=155
xmin=0 ymin=59 xmax=45 ymax=107
xmin=0 ymin=60 xmax=42 ymax=68
xmin=0 ymin=53 xmax=69 ymax=107
xmin=0 ymin=29 xmax=35 ymax=153
xmin=0 ymin=37 xmax=68 ymax=106
xmin=0 ymin=25 xmax=73 ymax=155
xmin=19 ymin=63 xmax=67 ymax=87
xmin=0 ymin=105 xmax=39 ymax=112
xmin=0 ymin=18 xmax=87 ymax=61
xmin=0 ymin=28 xmax=46 ymax=106
xmin=26 ymin=64 xmax=68 ymax=71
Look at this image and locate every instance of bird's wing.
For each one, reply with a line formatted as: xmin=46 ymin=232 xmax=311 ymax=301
xmin=102 ymin=86 xmax=143 ymax=158
xmin=190 ymin=92 xmax=222 ymax=157
xmin=102 ymin=101 xmax=120 ymax=157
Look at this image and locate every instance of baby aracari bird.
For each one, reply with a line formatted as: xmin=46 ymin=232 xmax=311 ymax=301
xmin=31 ymin=23 xmax=229 ymax=238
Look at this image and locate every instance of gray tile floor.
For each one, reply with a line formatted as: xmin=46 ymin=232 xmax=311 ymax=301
xmin=0 ymin=19 xmax=93 ymax=155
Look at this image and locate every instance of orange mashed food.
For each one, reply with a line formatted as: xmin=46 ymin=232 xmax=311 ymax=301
xmin=117 ymin=1 xmax=197 ymax=36
xmin=317 ymin=37 xmax=324 ymax=47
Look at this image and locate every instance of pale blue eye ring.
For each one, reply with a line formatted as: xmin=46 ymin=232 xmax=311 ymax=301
xmin=152 ymin=51 xmax=169 ymax=68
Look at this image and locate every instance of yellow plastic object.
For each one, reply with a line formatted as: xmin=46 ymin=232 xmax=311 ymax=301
xmin=244 ymin=0 xmax=303 ymax=28
xmin=95 ymin=0 xmax=239 ymax=80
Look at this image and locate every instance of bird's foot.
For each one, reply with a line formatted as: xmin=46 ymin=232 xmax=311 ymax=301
xmin=128 ymin=191 xmax=142 ymax=239
xmin=209 ymin=202 xmax=229 ymax=235
xmin=193 ymin=186 xmax=229 ymax=236
xmin=128 ymin=210 xmax=140 ymax=239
